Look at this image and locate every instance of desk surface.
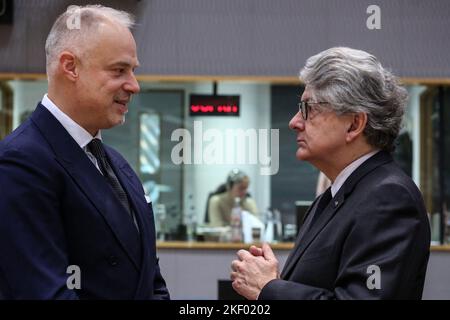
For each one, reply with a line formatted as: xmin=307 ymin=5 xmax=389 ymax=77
xmin=157 ymin=241 xmax=450 ymax=251
xmin=157 ymin=241 xmax=294 ymax=250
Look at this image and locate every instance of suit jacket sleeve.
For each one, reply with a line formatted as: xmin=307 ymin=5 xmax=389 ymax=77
xmin=0 ymin=147 xmax=79 ymax=299
xmin=153 ymin=257 xmax=170 ymax=299
xmin=145 ymin=198 xmax=169 ymax=299
xmin=110 ymin=149 xmax=170 ymax=300
xmin=259 ymin=182 xmax=429 ymax=300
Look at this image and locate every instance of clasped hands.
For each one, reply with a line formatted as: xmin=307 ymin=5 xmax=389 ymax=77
xmin=230 ymin=243 xmax=279 ymax=300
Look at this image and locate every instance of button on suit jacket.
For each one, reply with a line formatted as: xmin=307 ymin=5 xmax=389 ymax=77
xmin=0 ymin=104 xmax=169 ymax=299
xmin=259 ymin=151 xmax=430 ymax=300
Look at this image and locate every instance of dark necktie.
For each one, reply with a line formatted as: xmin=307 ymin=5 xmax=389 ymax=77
xmin=280 ymin=187 xmax=333 ymax=279
xmin=296 ymin=187 xmax=332 ymax=241
xmin=87 ymin=139 xmax=135 ymax=222
xmin=310 ymin=187 xmax=332 ymax=227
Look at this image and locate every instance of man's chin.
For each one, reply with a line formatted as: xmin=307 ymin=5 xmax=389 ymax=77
xmin=115 ymin=113 xmax=126 ymax=125
xmin=104 ymin=116 xmax=126 ymax=129
xmin=296 ymin=149 xmax=309 ymax=161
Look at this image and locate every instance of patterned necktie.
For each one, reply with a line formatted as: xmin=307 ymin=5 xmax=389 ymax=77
xmin=87 ymin=139 xmax=134 ymax=220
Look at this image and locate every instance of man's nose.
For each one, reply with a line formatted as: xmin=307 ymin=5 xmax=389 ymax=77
xmin=289 ymin=111 xmax=304 ymax=130
xmin=124 ymin=73 xmax=140 ymax=94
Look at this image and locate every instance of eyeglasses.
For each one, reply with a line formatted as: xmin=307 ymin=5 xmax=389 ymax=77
xmin=297 ymin=101 xmax=330 ymax=120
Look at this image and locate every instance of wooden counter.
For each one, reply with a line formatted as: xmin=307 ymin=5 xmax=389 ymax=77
xmin=156 ymin=241 xmax=450 ymax=299
xmin=157 ymin=241 xmax=450 ymax=252
xmin=157 ymin=241 xmax=294 ymax=250
xmin=430 ymin=245 xmax=450 ymax=252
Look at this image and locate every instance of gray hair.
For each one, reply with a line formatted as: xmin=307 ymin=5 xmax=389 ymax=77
xmin=45 ymin=5 xmax=135 ymax=77
xmin=299 ymin=47 xmax=408 ymax=152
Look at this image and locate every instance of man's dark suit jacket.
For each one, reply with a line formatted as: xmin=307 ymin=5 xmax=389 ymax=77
xmin=259 ymin=151 xmax=430 ymax=300
xmin=0 ymin=104 xmax=169 ymax=299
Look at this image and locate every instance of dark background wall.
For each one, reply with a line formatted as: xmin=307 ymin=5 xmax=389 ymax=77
xmin=0 ymin=0 xmax=449 ymax=77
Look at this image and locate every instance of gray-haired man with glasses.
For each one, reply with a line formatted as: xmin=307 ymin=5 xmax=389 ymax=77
xmin=231 ymin=47 xmax=430 ymax=300
xmin=297 ymin=100 xmax=329 ymax=120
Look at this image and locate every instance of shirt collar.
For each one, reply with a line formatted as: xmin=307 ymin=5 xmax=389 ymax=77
xmin=41 ymin=94 xmax=101 ymax=149
xmin=331 ymin=149 xmax=380 ymax=197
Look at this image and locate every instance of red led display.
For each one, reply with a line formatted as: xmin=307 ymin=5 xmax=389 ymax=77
xmin=189 ymin=94 xmax=240 ymax=116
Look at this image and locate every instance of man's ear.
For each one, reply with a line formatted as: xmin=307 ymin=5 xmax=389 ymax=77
xmin=59 ymin=51 xmax=79 ymax=81
xmin=345 ymin=113 xmax=367 ymax=143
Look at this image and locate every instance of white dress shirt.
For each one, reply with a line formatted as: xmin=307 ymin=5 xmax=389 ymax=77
xmin=331 ymin=149 xmax=380 ymax=197
xmin=41 ymin=95 xmax=140 ymax=231
xmin=41 ymin=94 xmax=102 ymax=173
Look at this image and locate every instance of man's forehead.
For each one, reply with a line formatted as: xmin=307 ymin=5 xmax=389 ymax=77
xmin=109 ymin=58 xmax=140 ymax=67
xmin=90 ymin=21 xmax=137 ymax=48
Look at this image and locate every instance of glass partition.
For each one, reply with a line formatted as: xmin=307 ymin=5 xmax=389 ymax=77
xmin=0 ymin=78 xmax=448 ymax=244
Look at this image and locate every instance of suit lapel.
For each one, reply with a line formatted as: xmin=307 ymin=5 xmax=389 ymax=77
xmin=31 ymin=104 xmax=141 ymax=270
xmin=281 ymin=151 xmax=393 ymax=279
xmin=106 ymin=151 xmax=150 ymax=236
xmin=101 ymin=154 xmax=143 ymax=268
xmin=281 ymin=191 xmax=343 ymax=279
xmin=281 ymin=197 xmax=319 ymax=278
xmin=108 ymin=154 xmax=157 ymax=298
